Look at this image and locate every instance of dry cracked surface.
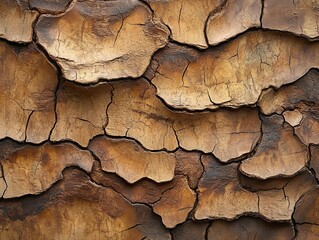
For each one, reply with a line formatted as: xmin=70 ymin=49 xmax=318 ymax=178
xmin=1 ymin=0 xmax=319 ymax=239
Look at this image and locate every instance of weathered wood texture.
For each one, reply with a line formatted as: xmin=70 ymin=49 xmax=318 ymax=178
xmin=0 ymin=0 xmax=319 ymax=239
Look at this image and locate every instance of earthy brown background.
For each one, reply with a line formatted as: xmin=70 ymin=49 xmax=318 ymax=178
xmin=1 ymin=0 xmax=319 ymax=239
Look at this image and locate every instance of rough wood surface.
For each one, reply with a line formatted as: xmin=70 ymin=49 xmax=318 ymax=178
xmin=50 ymin=81 xmax=112 ymax=146
xmin=263 ymin=0 xmax=319 ymax=39
xmin=0 ymin=0 xmax=38 ymax=42
xmin=240 ymin=115 xmax=307 ymax=179
xmin=106 ymin=79 xmax=261 ymax=161
xmin=0 ymin=41 xmax=57 ymax=143
xmin=89 ymin=136 xmax=176 ymax=183
xmin=2 ymin=142 xmax=94 ymax=198
xmin=1 ymin=1 xmax=319 ymax=239
xmin=35 ymin=0 xmax=169 ymax=83
xmin=151 ymin=31 xmax=319 ymax=110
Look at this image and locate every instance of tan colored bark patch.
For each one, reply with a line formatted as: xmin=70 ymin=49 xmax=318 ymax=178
xmin=50 ymin=81 xmax=112 ymax=147
xmin=0 ymin=41 xmax=57 ymax=143
xmin=283 ymin=109 xmax=303 ymax=126
xmin=151 ymin=31 xmax=319 ymax=110
xmin=196 ymin=155 xmax=316 ymax=221
xmin=2 ymin=143 xmax=94 ymax=198
xmin=106 ymin=79 xmax=261 ymax=162
xmin=240 ymin=115 xmax=307 ymax=179
xmin=206 ymin=0 xmax=261 ymax=45
xmin=36 ymin=0 xmax=169 ymax=83
xmin=89 ymin=136 xmax=176 ymax=183
xmin=263 ymin=0 xmax=319 ymax=39
xmin=0 ymin=169 xmax=170 ymax=240
xmin=258 ymin=171 xmax=316 ymax=221
xmin=0 ymin=0 xmax=38 ymax=42
xmin=295 ymin=113 xmax=319 ymax=145
xmin=153 ymin=177 xmax=196 ymax=228
xmin=147 ymin=0 xmax=223 ymax=48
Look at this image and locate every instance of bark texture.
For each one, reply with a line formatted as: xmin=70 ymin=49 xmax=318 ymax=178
xmin=1 ymin=1 xmax=319 ymax=239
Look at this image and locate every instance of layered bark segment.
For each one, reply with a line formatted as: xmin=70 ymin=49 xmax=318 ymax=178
xmin=257 ymin=170 xmax=316 ymax=220
xmin=206 ymin=0 xmax=261 ymax=45
xmin=263 ymin=0 xmax=319 ymax=39
xmin=153 ymin=177 xmax=196 ymax=228
xmin=146 ymin=0 xmax=222 ymax=48
xmin=50 ymin=81 xmax=112 ymax=147
xmin=0 ymin=0 xmax=38 ymax=43
xmin=195 ymin=155 xmax=316 ymax=221
xmin=89 ymin=136 xmax=176 ymax=183
xmin=106 ymin=79 xmax=261 ymax=162
xmin=147 ymin=0 xmax=261 ymax=48
xmin=1 ymin=143 xmax=94 ymax=198
xmin=36 ymin=0 xmax=169 ymax=83
xmin=259 ymin=69 xmax=319 ymax=115
xmin=207 ymin=217 xmax=295 ymax=240
xmin=90 ymin=150 xmax=201 ymax=229
xmin=240 ymin=115 xmax=307 ymax=179
xmin=0 ymin=41 xmax=57 ymax=143
xmin=0 ymin=169 xmax=170 ymax=240
xmin=259 ymin=69 xmax=319 ymax=146
xmin=195 ymin=155 xmax=259 ymax=220
xmin=151 ymin=31 xmax=319 ymax=110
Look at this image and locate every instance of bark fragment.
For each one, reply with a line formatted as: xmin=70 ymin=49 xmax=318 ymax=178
xmin=0 ymin=0 xmax=38 ymax=43
xmin=1 ymin=143 xmax=94 ymax=198
xmin=206 ymin=0 xmax=261 ymax=45
xmin=153 ymin=176 xmax=196 ymax=228
xmin=240 ymin=115 xmax=307 ymax=179
xmin=0 ymin=41 xmax=57 ymax=143
xmin=0 ymin=169 xmax=170 ymax=240
xmin=151 ymin=31 xmax=319 ymax=110
xmin=283 ymin=109 xmax=303 ymax=127
xmin=36 ymin=0 xmax=169 ymax=83
xmin=195 ymin=155 xmax=259 ymax=220
xmin=263 ymin=0 xmax=319 ymax=39
xmin=50 ymin=81 xmax=112 ymax=147
xmin=146 ymin=0 xmax=223 ymax=48
xmin=106 ymin=79 xmax=261 ymax=162
xmin=259 ymin=69 xmax=319 ymax=146
xmin=174 ymin=150 xmax=203 ymax=189
xmin=90 ymin=157 xmax=199 ymax=229
xmin=196 ymin=155 xmax=316 ymax=221
xmin=89 ymin=136 xmax=176 ymax=184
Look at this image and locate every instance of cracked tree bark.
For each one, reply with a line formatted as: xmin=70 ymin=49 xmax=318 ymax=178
xmin=1 ymin=0 xmax=319 ymax=239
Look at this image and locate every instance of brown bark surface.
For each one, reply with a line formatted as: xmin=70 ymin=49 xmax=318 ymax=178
xmin=1 ymin=1 xmax=319 ymax=239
